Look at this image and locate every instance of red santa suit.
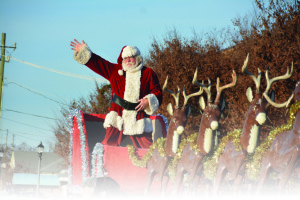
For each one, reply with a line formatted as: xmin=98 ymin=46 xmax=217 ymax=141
xmin=74 ymin=44 xmax=163 ymax=149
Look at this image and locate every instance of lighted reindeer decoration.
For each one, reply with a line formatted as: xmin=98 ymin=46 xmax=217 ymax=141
xmin=170 ymin=68 xmax=237 ymax=194
xmin=254 ymin=63 xmax=297 ymax=193
xmin=213 ymin=55 xmax=293 ymax=194
xmin=144 ymin=76 xmax=203 ymax=194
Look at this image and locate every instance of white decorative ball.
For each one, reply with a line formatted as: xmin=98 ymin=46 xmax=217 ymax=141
xmin=118 ymin=70 xmax=124 ymax=76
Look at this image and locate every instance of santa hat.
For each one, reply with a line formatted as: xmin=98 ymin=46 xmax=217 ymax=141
xmin=117 ymin=46 xmax=141 ymax=64
xmin=117 ymin=46 xmax=142 ymax=75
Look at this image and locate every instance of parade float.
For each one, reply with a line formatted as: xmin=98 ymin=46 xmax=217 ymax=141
xmin=67 ymin=56 xmax=299 ymax=196
xmin=67 ymin=110 xmax=168 ymax=195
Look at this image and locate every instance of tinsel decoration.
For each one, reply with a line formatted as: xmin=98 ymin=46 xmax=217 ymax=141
xmin=127 ymin=137 xmax=166 ymax=168
xmin=77 ymin=110 xmax=89 ymax=181
xmin=68 ymin=109 xmax=89 ymax=183
xmin=67 ymin=109 xmax=76 ymax=185
xmin=203 ymin=129 xmax=242 ymax=180
xmin=126 ymin=114 xmax=168 ymax=167
xmin=168 ymin=132 xmax=199 ymax=182
xmin=91 ymin=143 xmax=104 ymax=177
xmin=246 ymin=101 xmax=300 ymax=181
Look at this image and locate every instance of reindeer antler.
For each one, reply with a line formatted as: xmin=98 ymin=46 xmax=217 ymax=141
xmin=242 ymin=54 xmax=262 ymax=93
xmin=163 ymin=76 xmax=181 ymax=108
xmin=182 ymin=85 xmax=204 ymax=107
xmin=215 ymin=70 xmax=237 ymax=104
xmin=263 ymin=62 xmax=294 ymax=108
xmin=192 ymin=68 xmax=212 ymax=103
xmin=264 ymin=62 xmax=294 ymax=94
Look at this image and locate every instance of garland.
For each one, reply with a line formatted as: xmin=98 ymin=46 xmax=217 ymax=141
xmin=203 ymin=129 xmax=242 ymax=180
xmin=91 ymin=143 xmax=104 ymax=177
xmin=76 ymin=110 xmax=89 ymax=181
xmin=127 ymin=137 xmax=166 ymax=168
xmin=127 ymin=101 xmax=299 ymax=182
xmin=168 ymin=129 xmax=242 ymax=182
xmin=68 ymin=110 xmax=75 ymax=185
xmin=127 ymin=114 xmax=168 ymax=168
xmin=168 ymin=132 xmax=199 ymax=182
xmin=128 ymin=132 xmax=199 ymax=182
xmin=246 ymin=101 xmax=300 ymax=181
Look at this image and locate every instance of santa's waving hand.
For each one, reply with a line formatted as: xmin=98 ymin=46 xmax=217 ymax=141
xmin=70 ymin=39 xmax=85 ymax=52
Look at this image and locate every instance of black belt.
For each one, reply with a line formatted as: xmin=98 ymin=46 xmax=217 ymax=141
xmin=112 ymin=94 xmax=139 ymax=110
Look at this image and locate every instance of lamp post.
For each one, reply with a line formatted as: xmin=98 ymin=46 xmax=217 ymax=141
xmin=36 ymin=142 xmax=44 ymax=196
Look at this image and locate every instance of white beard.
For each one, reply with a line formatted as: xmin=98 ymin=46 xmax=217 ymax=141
xmin=122 ymin=61 xmax=142 ymax=73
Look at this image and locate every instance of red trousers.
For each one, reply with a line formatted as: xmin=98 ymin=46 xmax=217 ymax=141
xmin=101 ymin=126 xmax=153 ymax=149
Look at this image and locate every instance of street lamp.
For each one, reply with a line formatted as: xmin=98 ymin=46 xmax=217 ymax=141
xmin=36 ymin=142 xmax=44 ymax=196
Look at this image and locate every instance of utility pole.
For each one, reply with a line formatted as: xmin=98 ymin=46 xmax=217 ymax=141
xmin=0 ymin=33 xmax=6 ymax=122
xmin=0 ymin=33 xmax=17 ymax=126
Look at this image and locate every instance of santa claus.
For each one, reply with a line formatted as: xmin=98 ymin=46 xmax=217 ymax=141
xmin=70 ymin=39 xmax=163 ymax=149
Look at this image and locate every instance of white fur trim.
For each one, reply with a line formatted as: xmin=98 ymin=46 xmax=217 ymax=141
xmin=122 ymin=112 xmax=153 ymax=135
xmin=103 ymin=111 xmax=123 ymax=131
xmin=103 ymin=111 xmax=153 ymax=135
xmin=124 ymin=68 xmax=141 ymax=102
xmin=122 ymin=46 xmax=140 ymax=58
xmin=73 ymin=44 xmax=92 ymax=65
xmin=122 ymin=64 xmax=151 ymax=135
xmin=204 ymin=128 xmax=213 ymax=154
xmin=143 ymin=94 xmax=159 ymax=115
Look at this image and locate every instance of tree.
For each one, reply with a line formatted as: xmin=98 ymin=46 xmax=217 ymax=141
xmin=53 ymin=82 xmax=112 ymax=162
xmin=15 ymin=142 xmax=36 ymax=152
xmin=145 ymin=0 xmax=300 ymax=139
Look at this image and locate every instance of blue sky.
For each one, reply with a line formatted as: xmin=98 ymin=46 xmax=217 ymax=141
xmin=0 ymin=0 xmax=255 ymax=150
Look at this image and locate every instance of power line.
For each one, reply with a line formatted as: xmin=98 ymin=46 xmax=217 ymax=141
xmin=13 ymin=132 xmax=53 ymax=141
xmin=13 ymin=136 xmax=50 ymax=148
xmin=14 ymin=136 xmax=41 ymax=145
xmin=4 ymin=77 xmax=67 ymax=100
xmin=1 ymin=117 xmax=53 ymax=133
xmin=14 ymin=138 xmax=43 ymax=146
xmin=8 ymin=56 xmax=104 ymax=82
xmin=12 ymin=133 xmax=41 ymax=141
xmin=0 ymin=129 xmax=54 ymax=147
xmin=4 ymin=77 xmax=69 ymax=106
xmin=2 ymin=109 xmax=58 ymax=120
xmin=0 ymin=128 xmax=53 ymax=138
xmin=0 ymin=129 xmax=55 ymax=149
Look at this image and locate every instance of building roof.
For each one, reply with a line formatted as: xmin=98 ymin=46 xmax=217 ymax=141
xmin=10 ymin=151 xmax=67 ymax=174
xmin=12 ymin=173 xmax=60 ymax=186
